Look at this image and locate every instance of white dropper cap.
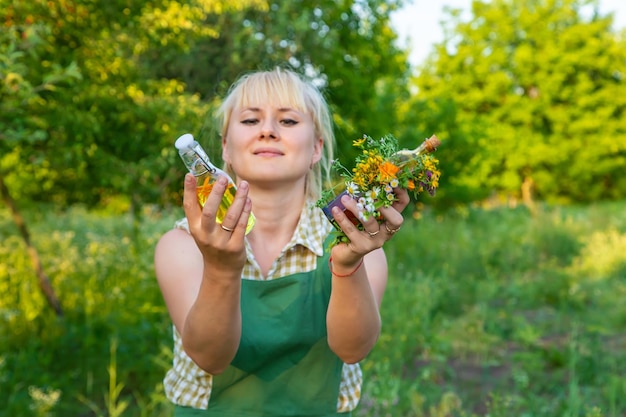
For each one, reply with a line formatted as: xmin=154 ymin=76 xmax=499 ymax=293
xmin=175 ymin=133 xmax=196 ymax=150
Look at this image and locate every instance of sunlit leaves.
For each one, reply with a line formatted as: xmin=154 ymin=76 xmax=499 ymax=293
xmin=410 ymin=0 xmax=626 ymax=204
xmin=1 ymin=0 xmax=411 ymax=208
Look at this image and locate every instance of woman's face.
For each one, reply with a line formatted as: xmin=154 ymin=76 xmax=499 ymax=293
xmin=222 ymin=104 xmax=323 ymax=189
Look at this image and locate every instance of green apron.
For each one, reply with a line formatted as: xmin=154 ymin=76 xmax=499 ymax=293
xmin=175 ymin=238 xmax=350 ymax=417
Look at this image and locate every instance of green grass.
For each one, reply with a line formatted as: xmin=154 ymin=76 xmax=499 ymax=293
xmin=1 ymin=201 xmax=625 ymax=416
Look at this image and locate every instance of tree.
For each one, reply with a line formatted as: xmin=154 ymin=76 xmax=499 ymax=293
xmin=0 ymin=21 xmax=81 ymax=315
xmin=1 ymin=0 xmax=411 ymax=209
xmin=0 ymin=0 xmax=263 ymax=209
xmin=151 ymin=0 xmax=412 ymax=165
xmin=407 ymin=0 xmax=626 ymax=206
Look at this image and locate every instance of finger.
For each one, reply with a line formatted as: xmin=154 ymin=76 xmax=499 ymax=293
xmin=383 ymin=221 xmax=402 ymax=236
xmin=221 ymin=180 xmax=251 ymax=233
xmin=331 ymin=204 xmax=362 ymax=237
xmin=390 ymin=187 xmax=411 ymax=212
xmin=377 ymin=205 xmax=404 ymax=232
xmin=182 ymin=174 xmax=202 ymax=227
xmin=339 ymin=194 xmax=382 ymax=235
xmin=331 ymin=204 xmax=378 ymax=256
xmin=231 ymin=195 xmax=253 ymax=238
xmin=200 ymin=175 xmax=230 ymax=226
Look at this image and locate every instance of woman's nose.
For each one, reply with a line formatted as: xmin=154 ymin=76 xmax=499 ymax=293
xmin=259 ymin=120 xmax=278 ymax=139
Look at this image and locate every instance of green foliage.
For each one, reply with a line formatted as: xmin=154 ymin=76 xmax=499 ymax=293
xmin=2 ymin=201 xmax=626 ymax=416
xmin=358 ymin=200 xmax=626 ymax=416
xmin=137 ymin=0 xmax=413 ymax=170
xmin=0 ymin=205 xmax=179 ymax=417
xmin=0 ymin=0 xmax=215 ymax=208
xmin=406 ymin=0 xmax=626 ymax=205
xmin=4 ymin=0 xmax=625 ymax=210
xmin=0 ymin=0 xmax=410 ymax=210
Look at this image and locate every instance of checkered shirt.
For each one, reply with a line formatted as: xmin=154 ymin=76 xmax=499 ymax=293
xmin=163 ymin=203 xmax=362 ymax=412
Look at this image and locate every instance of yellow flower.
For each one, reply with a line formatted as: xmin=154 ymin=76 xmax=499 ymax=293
xmin=424 ymin=157 xmax=439 ymax=172
xmin=353 ymin=137 xmax=366 ymax=147
xmin=353 ymin=154 xmax=383 ymax=188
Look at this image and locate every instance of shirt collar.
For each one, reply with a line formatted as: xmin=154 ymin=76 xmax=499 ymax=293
xmin=288 ymin=201 xmax=334 ymax=257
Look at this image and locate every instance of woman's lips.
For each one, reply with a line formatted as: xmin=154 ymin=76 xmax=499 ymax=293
xmin=253 ymin=148 xmax=284 ymax=157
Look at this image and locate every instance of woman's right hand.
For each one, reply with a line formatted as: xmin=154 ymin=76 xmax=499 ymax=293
xmin=183 ymin=173 xmax=252 ymax=275
xmin=154 ymin=173 xmax=249 ymax=373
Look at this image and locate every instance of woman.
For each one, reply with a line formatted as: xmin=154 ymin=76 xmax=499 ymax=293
xmin=154 ymin=67 xmax=409 ymax=416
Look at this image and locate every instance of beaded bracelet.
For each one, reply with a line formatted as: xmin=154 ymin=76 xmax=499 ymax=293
xmin=328 ymin=256 xmax=364 ymax=278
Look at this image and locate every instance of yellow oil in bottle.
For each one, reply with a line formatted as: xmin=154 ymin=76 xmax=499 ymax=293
xmin=176 ymin=133 xmax=255 ymax=235
xmin=196 ymin=175 xmax=256 ymax=234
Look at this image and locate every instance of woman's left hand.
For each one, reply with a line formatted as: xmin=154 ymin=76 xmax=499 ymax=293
xmin=330 ymin=187 xmax=410 ymax=267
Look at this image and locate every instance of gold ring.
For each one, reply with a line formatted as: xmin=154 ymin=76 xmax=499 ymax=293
xmin=367 ymin=230 xmax=380 ymax=238
xmin=384 ymin=222 xmax=400 ymax=234
xmin=221 ymin=224 xmax=235 ymax=232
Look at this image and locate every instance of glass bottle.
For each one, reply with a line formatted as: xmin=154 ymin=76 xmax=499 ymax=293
xmin=175 ymin=133 xmax=255 ymax=234
xmin=392 ymin=134 xmax=441 ymax=167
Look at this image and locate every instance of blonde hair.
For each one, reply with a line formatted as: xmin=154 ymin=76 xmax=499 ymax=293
xmin=216 ymin=67 xmax=335 ymax=201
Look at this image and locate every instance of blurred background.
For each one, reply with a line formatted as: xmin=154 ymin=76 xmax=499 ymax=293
xmin=1 ymin=0 xmax=625 ymax=416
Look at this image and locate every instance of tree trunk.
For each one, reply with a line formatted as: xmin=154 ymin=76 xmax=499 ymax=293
xmin=0 ymin=175 xmax=63 ymax=316
xmin=521 ymin=175 xmax=537 ymax=216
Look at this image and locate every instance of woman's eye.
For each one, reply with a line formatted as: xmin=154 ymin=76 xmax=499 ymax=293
xmin=241 ymin=119 xmax=258 ymax=125
xmin=281 ymin=119 xmax=298 ymax=126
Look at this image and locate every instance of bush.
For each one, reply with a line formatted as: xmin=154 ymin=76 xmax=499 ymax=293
xmin=1 ymin=201 xmax=625 ymax=416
